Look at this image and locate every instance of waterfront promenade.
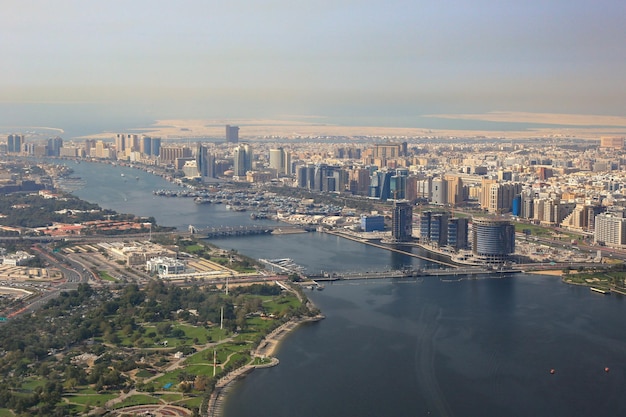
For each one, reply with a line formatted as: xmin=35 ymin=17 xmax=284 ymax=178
xmin=324 ymin=229 xmax=459 ymax=268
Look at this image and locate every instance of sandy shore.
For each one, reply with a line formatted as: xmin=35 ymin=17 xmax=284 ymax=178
xmin=254 ymin=315 xmax=325 ymax=358
xmin=524 ymin=270 xmax=564 ymax=276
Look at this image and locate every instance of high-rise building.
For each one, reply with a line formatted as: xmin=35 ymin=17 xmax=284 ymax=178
xmin=594 ymin=211 xmax=626 ymax=248
xmin=233 ymin=144 xmax=252 ymax=177
xmin=269 ymin=147 xmax=291 ymax=176
xmin=151 ymin=138 xmax=161 ymax=157
xmin=430 ymin=212 xmax=449 ymax=246
xmin=448 ymin=218 xmax=469 ymax=250
xmin=115 ymin=134 xmax=126 ymax=152
xmin=480 ymin=177 xmax=498 ymax=210
xmin=47 ymin=137 xmax=63 ymax=157
xmin=392 ymin=202 xmax=413 ymax=242
xmin=348 ymin=168 xmax=371 ymax=195
xmin=390 ymin=173 xmax=406 ymax=200
xmin=226 ymin=125 xmax=239 ymax=143
xmin=419 ymin=211 xmax=432 ymax=242
xmin=420 ymin=211 xmax=468 ymax=249
xmin=431 ymin=177 xmax=447 ymax=205
xmin=488 ymin=183 xmax=522 ymax=214
xmin=369 ymin=170 xmax=393 ymax=201
xmin=141 ymin=135 xmax=152 ymax=156
xmin=296 ymin=165 xmax=309 ymax=188
xmin=7 ymin=134 xmax=24 ymax=153
xmin=405 ymin=176 xmax=418 ymax=202
xmin=159 ymin=146 xmax=192 ymax=164
xmin=600 ymin=136 xmax=624 ymax=149
xmin=372 ymin=143 xmax=402 ymax=160
xmin=196 ymin=143 xmax=216 ymax=181
xmin=472 ymin=217 xmax=515 ymax=263
xmin=444 ymin=174 xmax=464 ymax=206
xmin=84 ymin=139 xmax=96 ymax=157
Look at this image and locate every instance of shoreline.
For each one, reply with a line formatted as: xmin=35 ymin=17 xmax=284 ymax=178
xmin=206 ymin=314 xmax=324 ymax=417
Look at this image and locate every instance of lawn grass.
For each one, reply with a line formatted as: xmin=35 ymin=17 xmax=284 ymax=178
xmin=118 ymin=322 xmax=214 ymax=348
xmin=75 ymin=387 xmax=98 ymax=395
xmin=65 ymin=404 xmax=85 ymax=415
xmin=157 ymin=393 xmax=183 ymax=402
xmin=563 ymin=270 xmax=626 ymax=290
xmin=184 ymin=349 xmax=214 ymax=365
xmin=112 ymin=394 xmax=160 ymax=409
xmin=135 ymin=369 xmax=154 ymax=378
xmin=515 ymin=223 xmax=553 ymax=236
xmin=64 ymin=393 xmax=117 ymax=407
xmin=179 ymin=396 xmax=204 ymax=408
xmin=21 ymin=378 xmax=47 ymax=391
xmin=152 ymin=364 xmax=213 ymax=387
xmin=0 ymin=408 xmax=14 ymax=417
xmin=183 ymin=244 xmax=205 ymax=254
xmin=175 ymin=323 xmax=209 ymax=341
xmin=98 ymin=271 xmax=118 ymax=282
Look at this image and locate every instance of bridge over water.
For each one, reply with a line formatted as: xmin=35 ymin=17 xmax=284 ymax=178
xmin=310 ymin=267 xmax=516 ymax=281
xmin=188 ymin=224 xmax=307 ymax=239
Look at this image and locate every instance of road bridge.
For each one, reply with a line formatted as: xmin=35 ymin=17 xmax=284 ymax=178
xmin=310 ymin=267 xmax=516 ymax=281
xmin=190 ymin=224 xmax=307 ymax=239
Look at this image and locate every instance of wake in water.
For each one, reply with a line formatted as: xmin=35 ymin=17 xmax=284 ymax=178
xmin=414 ymin=304 xmax=454 ymax=417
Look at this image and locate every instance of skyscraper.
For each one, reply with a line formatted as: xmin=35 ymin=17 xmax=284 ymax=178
xmin=151 ymin=137 xmax=161 ymax=157
xmin=392 ymin=201 xmax=413 ymax=242
xmin=141 ymin=135 xmax=152 ymax=156
xmin=472 ymin=217 xmax=515 ymax=263
xmin=233 ymin=144 xmax=252 ymax=177
xmin=269 ymin=147 xmax=291 ymax=176
xmin=196 ymin=143 xmax=216 ymax=181
xmin=226 ymin=125 xmax=239 ymax=143
xmin=47 ymin=137 xmax=63 ymax=157
xmin=7 ymin=134 xmax=24 ymax=153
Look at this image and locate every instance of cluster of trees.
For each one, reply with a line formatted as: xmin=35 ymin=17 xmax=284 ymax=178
xmin=0 ymin=280 xmax=307 ymax=414
xmin=0 ymin=193 xmax=108 ymax=228
xmin=0 ymin=192 xmax=171 ymax=234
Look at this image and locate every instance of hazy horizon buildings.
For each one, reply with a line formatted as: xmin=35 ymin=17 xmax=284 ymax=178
xmin=226 ymin=125 xmax=239 ymax=144
xmin=7 ymin=134 xmax=24 ymax=153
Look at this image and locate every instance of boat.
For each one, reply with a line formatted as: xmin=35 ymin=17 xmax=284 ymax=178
xmin=194 ymin=197 xmax=212 ymax=204
xmin=121 ymin=173 xmax=125 ymax=177
xmin=590 ymin=287 xmax=610 ymax=294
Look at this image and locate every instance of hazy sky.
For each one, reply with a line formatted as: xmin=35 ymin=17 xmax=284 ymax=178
xmin=1 ymin=0 xmax=625 ymax=130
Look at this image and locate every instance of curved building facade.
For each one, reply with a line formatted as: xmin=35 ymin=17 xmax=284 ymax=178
xmin=472 ymin=218 xmax=515 ymax=262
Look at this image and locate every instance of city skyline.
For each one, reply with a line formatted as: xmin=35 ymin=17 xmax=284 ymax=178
xmin=2 ymin=1 xmax=625 ymax=136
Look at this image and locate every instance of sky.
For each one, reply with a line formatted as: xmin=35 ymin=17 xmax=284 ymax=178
xmin=1 ymin=0 xmax=625 ymax=134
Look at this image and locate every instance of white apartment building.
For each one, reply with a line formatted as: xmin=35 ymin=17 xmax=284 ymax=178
xmin=594 ymin=212 xmax=626 ymax=248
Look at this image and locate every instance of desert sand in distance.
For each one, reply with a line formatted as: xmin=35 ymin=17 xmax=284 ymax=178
xmin=78 ymin=112 xmax=626 ymax=141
